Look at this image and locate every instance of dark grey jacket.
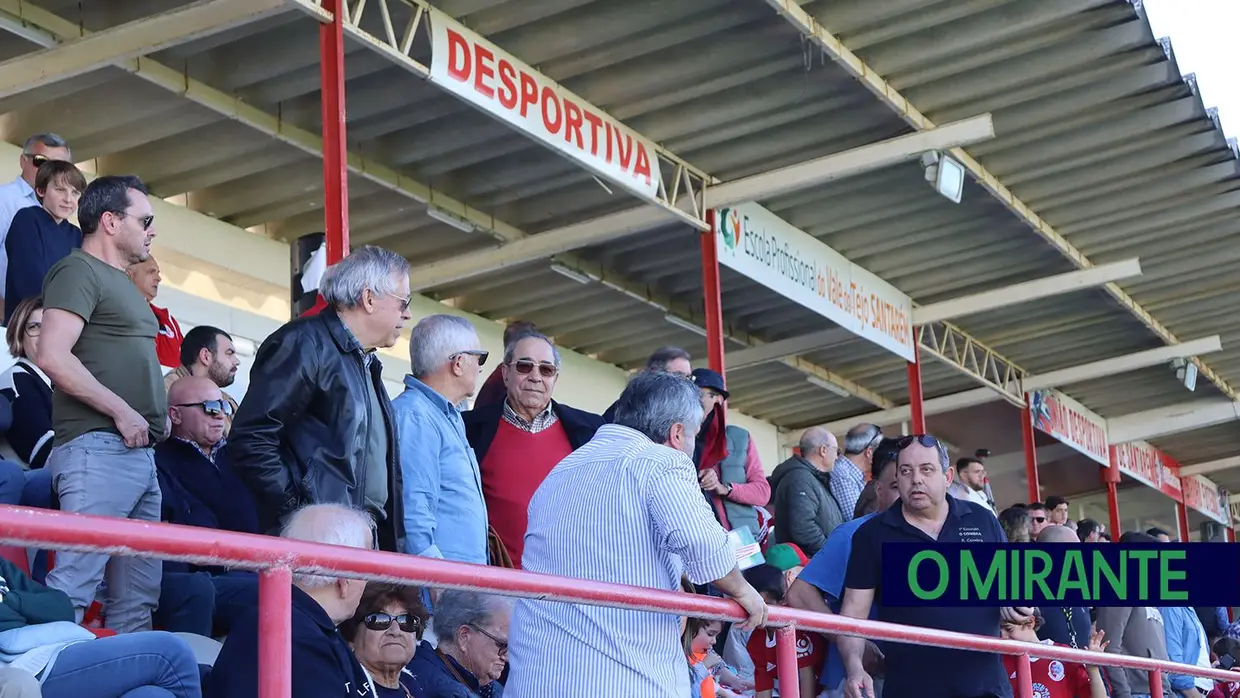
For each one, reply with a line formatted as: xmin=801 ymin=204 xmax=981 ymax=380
xmin=767 ymin=456 xmax=844 ymax=557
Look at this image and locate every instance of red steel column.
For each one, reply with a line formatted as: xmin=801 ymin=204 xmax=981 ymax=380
xmin=775 ymin=625 xmax=801 ymax=698
xmin=1228 ymin=526 xmax=1236 ymax=543
xmin=1015 ymin=654 xmax=1034 ymax=698
xmin=259 ymin=566 xmax=293 ymax=698
xmin=701 ymin=209 xmax=726 ymax=375
xmin=1020 ymin=393 xmax=1040 ymax=504
xmin=1176 ymin=502 xmax=1191 ymax=543
xmin=907 ymin=349 xmax=926 ymax=434
xmin=320 ymin=0 xmax=350 ymax=264
xmin=1102 ymin=467 xmax=1121 ymax=543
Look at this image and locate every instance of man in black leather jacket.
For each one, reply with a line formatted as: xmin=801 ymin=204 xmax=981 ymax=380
xmin=229 ymin=246 xmax=413 ymax=551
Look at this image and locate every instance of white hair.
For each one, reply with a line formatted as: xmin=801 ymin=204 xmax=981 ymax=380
xmin=280 ymin=504 xmax=375 ymax=588
xmin=434 ymin=590 xmax=513 ymax=642
xmin=408 ymin=314 xmax=478 ymax=378
xmin=318 ymin=245 xmax=410 ymax=310
xmin=613 ymin=371 xmax=703 ymax=444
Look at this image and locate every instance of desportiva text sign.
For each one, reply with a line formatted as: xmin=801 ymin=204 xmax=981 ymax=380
xmin=881 ymin=543 xmax=1240 ymax=607
xmin=428 ymin=8 xmax=662 ymax=202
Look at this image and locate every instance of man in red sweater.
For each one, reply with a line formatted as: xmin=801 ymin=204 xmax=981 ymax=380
xmin=462 ymin=330 xmax=602 ymax=567
xmin=474 ymin=319 xmax=536 ymax=409
xmin=127 ymin=255 xmax=182 ymax=369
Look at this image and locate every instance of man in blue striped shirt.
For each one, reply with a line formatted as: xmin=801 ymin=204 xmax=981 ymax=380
xmin=507 ymin=371 xmax=768 ymax=698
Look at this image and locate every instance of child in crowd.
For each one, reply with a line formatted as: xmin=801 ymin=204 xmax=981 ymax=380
xmin=1000 ymin=608 xmax=1109 ymax=698
xmin=743 ymin=563 xmax=824 ymax=698
xmin=1210 ymin=637 xmax=1240 ymax=698
xmin=684 ymin=617 xmax=749 ymax=698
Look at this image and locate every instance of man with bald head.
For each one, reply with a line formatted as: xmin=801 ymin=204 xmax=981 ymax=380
xmin=156 ymin=376 xmax=257 ymax=536
xmin=767 ymin=426 xmax=846 ymax=556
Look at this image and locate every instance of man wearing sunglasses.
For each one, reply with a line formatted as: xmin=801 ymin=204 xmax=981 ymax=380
xmin=463 ymin=330 xmax=603 ymax=568
xmin=36 ymin=175 xmax=167 ymax=634
xmin=837 ymin=434 xmax=1029 ymax=698
xmin=392 ymin=313 xmax=491 ymax=566
xmin=0 ymin=133 xmax=71 ymax=319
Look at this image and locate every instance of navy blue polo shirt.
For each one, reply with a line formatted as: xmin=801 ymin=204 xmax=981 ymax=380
xmin=845 ymin=496 xmax=1011 ymax=698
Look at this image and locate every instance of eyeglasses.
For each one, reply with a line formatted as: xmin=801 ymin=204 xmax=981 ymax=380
xmin=388 ymin=293 xmax=411 ymax=312
xmin=111 ymin=210 xmax=155 ymax=231
xmin=452 ymin=350 xmax=489 ymax=367
xmin=510 ymin=359 xmax=557 ymax=378
xmin=468 ymin=623 xmax=508 ymax=656
xmin=26 ymin=154 xmax=51 ymax=169
xmin=175 ymin=399 xmax=234 ymax=417
xmin=364 ymin=612 xmax=423 ymax=638
xmin=1031 ymin=516 xmax=1047 ymax=524
xmin=23 ymin=321 xmax=41 ymax=337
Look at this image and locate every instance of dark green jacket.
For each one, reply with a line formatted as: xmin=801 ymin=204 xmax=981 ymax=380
xmin=0 ymin=557 xmax=75 ymax=632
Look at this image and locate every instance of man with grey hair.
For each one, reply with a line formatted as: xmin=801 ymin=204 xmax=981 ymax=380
xmin=408 ymin=589 xmax=511 ymax=693
xmin=0 ymin=133 xmax=72 ymax=317
xmin=834 ymin=423 xmax=883 ymax=521
xmin=391 ymin=313 xmax=490 ymax=565
xmin=838 ymin=434 xmax=1029 ymax=698
xmin=463 ymin=330 xmax=602 ymax=567
xmin=231 ymin=245 xmax=411 ymax=551
xmin=601 ymin=345 xmax=693 ymax=423
xmin=207 ymin=504 xmax=376 ymax=698
xmin=508 ymin=371 xmax=767 ymax=698
xmin=767 ymin=426 xmax=845 ymax=556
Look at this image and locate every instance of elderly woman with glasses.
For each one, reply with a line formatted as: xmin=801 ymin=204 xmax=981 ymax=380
xmin=408 ymin=589 xmax=510 ymax=698
xmin=341 ymin=584 xmax=430 ymax=698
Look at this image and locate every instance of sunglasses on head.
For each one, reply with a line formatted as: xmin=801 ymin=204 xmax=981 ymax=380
xmin=895 ymin=434 xmax=942 ymax=450
xmin=364 ymin=612 xmax=423 ymax=637
xmin=510 ymin=359 xmax=557 ymax=378
xmin=176 ymin=399 xmax=234 ymax=417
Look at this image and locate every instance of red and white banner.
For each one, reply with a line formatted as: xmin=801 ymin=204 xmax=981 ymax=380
xmin=1182 ymin=474 xmax=1227 ymax=524
xmin=1108 ymin=440 xmax=1183 ymax=503
xmin=1028 ymin=389 xmax=1109 ymax=466
xmin=429 ymin=9 xmax=661 ymax=202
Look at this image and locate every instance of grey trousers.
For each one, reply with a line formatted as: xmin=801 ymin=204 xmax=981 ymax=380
xmin=0 ymin=666 xmax=41 ymax=697
xmin=44 ymin=431 xmax=162 ymax=634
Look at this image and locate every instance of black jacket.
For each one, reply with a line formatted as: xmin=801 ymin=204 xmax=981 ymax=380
xmin=767 ymin=456 xmax=844 ymax=557
xmin=229 ymin=308 xmax=404 ymax=551
xmin=0 ymin=360 xmax=54 ymax=468
xmin=462 ymin=400 xmax=603 ymax=463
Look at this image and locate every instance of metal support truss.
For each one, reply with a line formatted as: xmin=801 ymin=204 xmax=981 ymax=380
xmin=291 ymin=0 xmax=712 ymax=229
xmin=917 ymin=322 xmax=1027 ymax=406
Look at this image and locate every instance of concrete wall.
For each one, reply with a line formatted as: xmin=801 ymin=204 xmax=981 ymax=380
xmin=0 ymin=142 xmax=784 ymax=470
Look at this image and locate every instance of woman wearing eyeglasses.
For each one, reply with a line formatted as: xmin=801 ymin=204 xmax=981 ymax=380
xmin=407 ymin=589 xmax=510 ymax=698
xmin=0 ymin=296 xmax=55 ymax=509
xmin=342 ymin=584 xmax=430 ymax=698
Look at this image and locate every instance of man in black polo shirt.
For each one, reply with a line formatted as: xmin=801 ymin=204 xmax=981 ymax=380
xmin=838 ymin=434 xmax=1031 ymax=698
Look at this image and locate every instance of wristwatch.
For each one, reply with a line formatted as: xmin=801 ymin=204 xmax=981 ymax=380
xmin=723 ymin=483 xmax=734 ymax=498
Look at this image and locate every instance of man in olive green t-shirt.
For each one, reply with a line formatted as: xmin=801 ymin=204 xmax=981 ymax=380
xmin=35 ymin=174 xmax=166 ymax=634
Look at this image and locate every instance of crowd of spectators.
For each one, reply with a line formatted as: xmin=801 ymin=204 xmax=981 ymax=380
xmin=0 ymin=130 xmax=1235 ymax=698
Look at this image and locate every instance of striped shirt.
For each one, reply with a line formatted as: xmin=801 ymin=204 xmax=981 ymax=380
xmin=506 ymin=424 xmax=737 ymax=698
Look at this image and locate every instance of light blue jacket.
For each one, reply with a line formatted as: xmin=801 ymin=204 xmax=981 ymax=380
xmin=1161 ymin=605 xmax=1210 ymax=692
xmin=392 ymin=376 xmax=488 ymax=565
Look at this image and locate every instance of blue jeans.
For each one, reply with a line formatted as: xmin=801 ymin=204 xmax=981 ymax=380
xmin=45 ymin=432 xmax=162 ymax=634
xmin=0 ymin=460 xmax=52 ymax=507
xmin=40 ymin=631 xmax=200 ymax=698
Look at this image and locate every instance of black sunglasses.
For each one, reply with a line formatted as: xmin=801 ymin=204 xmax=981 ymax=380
xmin=27 ymin=153 xmax=52 ymax=168
xmin=110 ymin=210 xmax=155 ymax=231
xmin=452 ymin=349 xmax=489 ymax=367
xmin=1031 ymin=515 xmax=1047 ymax=523
xmin=175 ymin=399 xmax=234 ymax=417
xmin=364 ymin=612 xmax=423 ymax=637
xmin=510 ymin=359 xmax=557 ymax=378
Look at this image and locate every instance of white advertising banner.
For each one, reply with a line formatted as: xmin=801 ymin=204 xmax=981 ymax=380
xmin=1028 ymin=389 xmax=1110 ymax=466
xmin=429 ymin=9 xmax=662 ymax=201
xmin=712 ymin=203 xmax=915 ymax=360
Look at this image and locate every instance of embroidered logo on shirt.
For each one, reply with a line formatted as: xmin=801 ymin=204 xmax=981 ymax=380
xmin=1048 ymin=661 xmax=1065 ymax=682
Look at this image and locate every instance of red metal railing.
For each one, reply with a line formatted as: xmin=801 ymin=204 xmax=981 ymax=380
xmin=0 ymin=505 xmax=1235 ymax=698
